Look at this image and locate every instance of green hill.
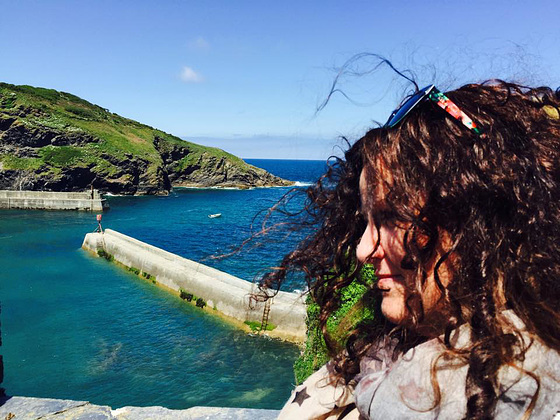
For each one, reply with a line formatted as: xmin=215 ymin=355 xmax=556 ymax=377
xmin=0 ymin=83 xmax=292 ymax=195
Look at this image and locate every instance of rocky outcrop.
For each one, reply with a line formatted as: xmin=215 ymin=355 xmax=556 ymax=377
xmin=154 ymin=136 xmax=292 ymax=189
xmin=0 ymin=83 xmax=294 ymax=195
xmin=0 ymin=115 xmax=99 ymax=147
xmin=169 ymin=153 xmax=292 ymax=188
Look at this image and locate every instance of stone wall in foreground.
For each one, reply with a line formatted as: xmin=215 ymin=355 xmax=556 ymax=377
xmin=0 ymin=189 xmax=108 ymax=211
xmin=82 ymin=229 xmax=307 ymax=343
xmin=0 ymin=396 xmax=280 ymax=419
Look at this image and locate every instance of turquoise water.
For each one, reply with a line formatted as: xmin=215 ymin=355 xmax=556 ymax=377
xmin=0 ymin=159 xmax=326 ymax=409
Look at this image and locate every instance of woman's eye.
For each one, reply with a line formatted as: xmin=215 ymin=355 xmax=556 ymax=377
xmin=376 ymin=210 xmax=397 ymax=223
xmin=357 ymin=206 xmax=369 ymax=221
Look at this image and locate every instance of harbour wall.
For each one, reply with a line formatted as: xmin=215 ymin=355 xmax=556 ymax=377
xmin=0 ymin=395 xmax=280 ymax=419
xmin=81 ymin=229 xmax=307 ymax=343
xmin=0 ymin=189 xmax=108 ymax=211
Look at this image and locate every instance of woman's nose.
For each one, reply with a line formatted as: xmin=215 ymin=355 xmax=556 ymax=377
xmin=356 ymin=223 xmax=383 ymax=263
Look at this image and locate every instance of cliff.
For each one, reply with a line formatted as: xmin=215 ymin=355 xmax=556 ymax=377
xmin=0 ymin=83 xmax=293 ymax=195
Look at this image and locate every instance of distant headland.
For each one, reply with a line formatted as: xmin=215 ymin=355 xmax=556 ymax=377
xmin=0 ymin=83 xmax=294 ymax=195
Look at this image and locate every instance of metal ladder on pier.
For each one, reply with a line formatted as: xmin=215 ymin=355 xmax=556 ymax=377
xmin=260 ymin=299 xmax=271 ymax=333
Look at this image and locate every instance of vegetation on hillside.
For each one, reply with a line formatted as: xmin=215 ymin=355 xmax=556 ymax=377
xmin=0 ymin=82 xmax=290 ymax=194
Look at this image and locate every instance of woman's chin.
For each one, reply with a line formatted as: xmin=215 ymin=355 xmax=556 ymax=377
xmin=381 ymin=297 xmax=407 ymax=325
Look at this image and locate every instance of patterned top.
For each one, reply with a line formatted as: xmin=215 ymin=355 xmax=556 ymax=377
xmin=278 ymin=311 xmax=560 ymax=419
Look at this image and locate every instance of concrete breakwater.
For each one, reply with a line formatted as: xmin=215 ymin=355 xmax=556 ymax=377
xmin=82 ymin=229 xmax=307 ymax=343
xmin=0 ymin=189 xmax=108 ymax=211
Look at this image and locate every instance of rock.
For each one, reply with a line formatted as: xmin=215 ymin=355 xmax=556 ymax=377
xmin=169 ymin=153 xmax=292 ymax=189
xmin=0 ymin=396 xmax=113 ymax=419
xmin=113 ymin=406 xmax=280 ymax=419
xmin=0 ymin=396 xmax=281 ymax=420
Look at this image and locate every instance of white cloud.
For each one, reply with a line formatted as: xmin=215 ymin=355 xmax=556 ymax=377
xmin=180 ymin=66 xmax=204 ymax=83
xmin=188 ymin=36 xmax=210 ymax=51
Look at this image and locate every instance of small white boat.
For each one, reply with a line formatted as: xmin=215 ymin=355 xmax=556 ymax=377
xmin=208 ymin=213 xmax=222 ymax=218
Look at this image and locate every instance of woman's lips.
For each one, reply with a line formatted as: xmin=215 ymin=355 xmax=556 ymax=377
xmin=376 ymin=275 xmax=403 ymax=292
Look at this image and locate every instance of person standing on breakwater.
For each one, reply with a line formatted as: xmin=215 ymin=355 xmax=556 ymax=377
xmin=96 ymin=214 xmax=103 ymax=233
xmin=263 ymin=78 xmax=560 ymax=418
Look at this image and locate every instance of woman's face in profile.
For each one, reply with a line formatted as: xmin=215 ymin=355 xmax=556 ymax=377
xmin=356 ymin=170 xmax=450 ymax=329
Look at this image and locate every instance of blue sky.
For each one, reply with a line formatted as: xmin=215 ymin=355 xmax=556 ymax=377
xmin=1 ymin=0 xmax=559 ymax=159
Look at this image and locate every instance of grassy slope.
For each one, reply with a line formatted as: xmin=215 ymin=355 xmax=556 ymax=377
xmin=0 ymin=82 xmax=251 ymax=178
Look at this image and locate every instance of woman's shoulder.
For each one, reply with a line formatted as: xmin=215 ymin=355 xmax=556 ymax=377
xmin=354 ymin=311 xmax=560 ymax=419
xmin=277 ymin=362 xmax=359 ymax=420
xmin=496 ymin=311 xmax=560 ymax=418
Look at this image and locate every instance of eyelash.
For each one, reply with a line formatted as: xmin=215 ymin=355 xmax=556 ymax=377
xmin=376 ymin=210 xmax=398 ymax=224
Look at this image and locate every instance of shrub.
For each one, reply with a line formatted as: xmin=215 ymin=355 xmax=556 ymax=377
xmin=64 ymin=105 xmax=97 ymax=120
xmin=39 ymin=146 xmax=83 ymax=167
xmin=244 ymin=320 xmax=277 ymax=333
xmin=1 ymin=95 xmax=16 ymax=109
xmin=244 ymin=320 xmax=261 ymax=332
xmin=0 ymin=155 xmax=42 ymax=171
xmin=97 ymin=249 xmax=114 ymax=262
xmin=15 ymin=85 xmax=60 ymax=102
xmin=128 ymin=266 xmax=140 ymax=275
xmin=293 ymin=264 xmax=377 ymax=384
xmin=179 ymin=289 xmax=193 ymax=301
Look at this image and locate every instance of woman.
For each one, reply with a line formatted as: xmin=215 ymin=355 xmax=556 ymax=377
xmin=270 ymin=81 xmax=560 ymax=419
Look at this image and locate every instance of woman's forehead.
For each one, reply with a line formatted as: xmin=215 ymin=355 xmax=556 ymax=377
xmin=359 ymin=167 xmax=389 ymax=207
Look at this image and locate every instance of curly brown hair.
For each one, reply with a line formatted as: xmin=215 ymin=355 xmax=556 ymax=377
xmin=262 ymin=80 xmax=560 ymax=419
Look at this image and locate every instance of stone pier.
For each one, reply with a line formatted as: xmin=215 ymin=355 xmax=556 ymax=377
xmin=82 ymin=229 xmax=307 ymax=343
xmin=0 ymin=189 xmax=108 ymax=211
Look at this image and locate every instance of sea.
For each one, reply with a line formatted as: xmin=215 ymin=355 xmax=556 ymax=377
xmin=0 ymin=159 xmax=328 ymax=410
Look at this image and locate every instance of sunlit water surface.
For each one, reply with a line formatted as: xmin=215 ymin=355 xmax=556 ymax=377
xmin=0 ymin=159 xmax=326 ymax=409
